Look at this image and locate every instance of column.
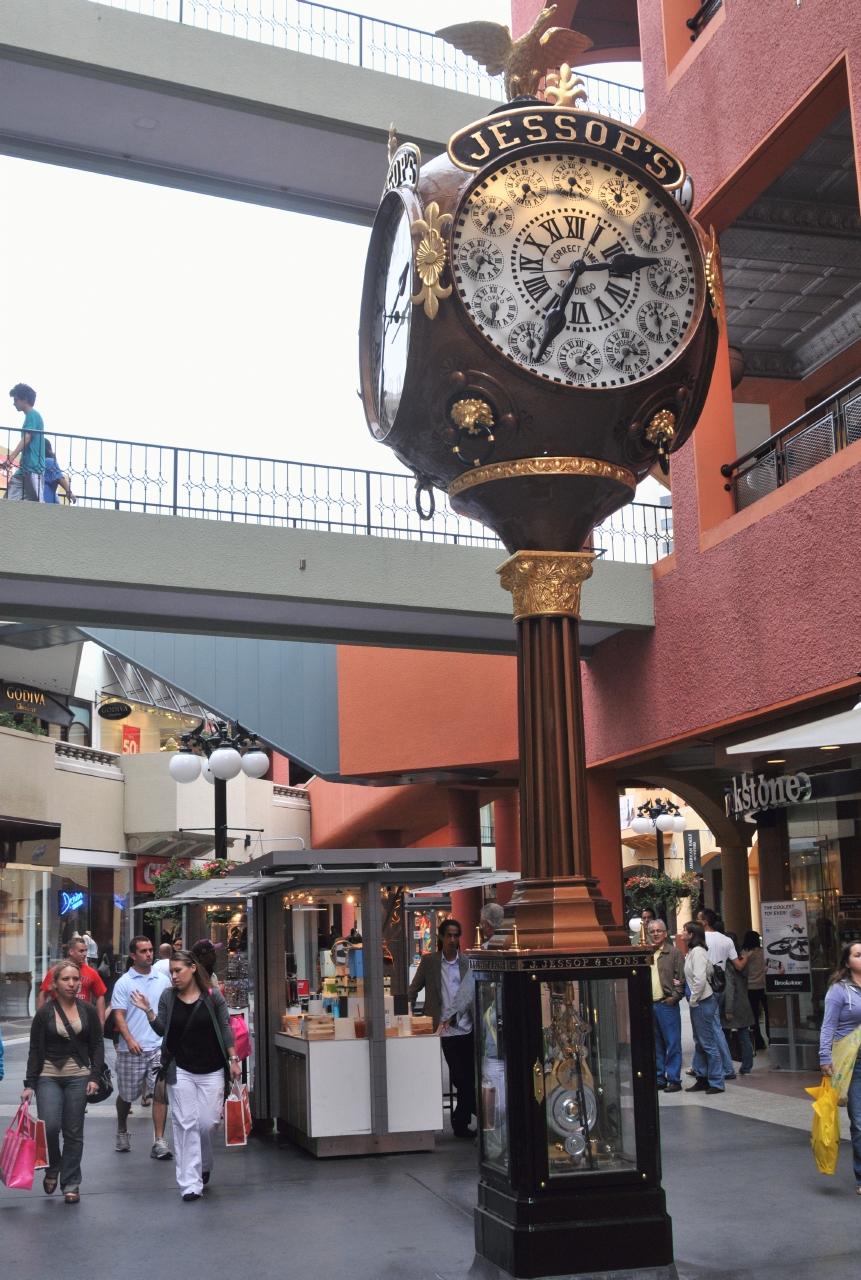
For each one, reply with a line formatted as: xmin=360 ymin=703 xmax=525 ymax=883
xmin=586 ymin=768 xmax=625 ymax=926
xmin=720 ymin=843 xmax=753 ymax=937
xmin=448 ymin=788 xmax=482 ymax=947
xmin=494 ymin=789 xmax=520 ymax=907
xmin=361 ymin=878 xmax=388 ymax=1136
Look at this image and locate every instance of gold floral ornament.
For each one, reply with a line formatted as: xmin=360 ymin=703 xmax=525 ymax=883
xmin=411 ymin=203 xmax=453 ymax=320
xmin=450 ymin=398 xmax=495 ymax=436
xmin=705 ymin=225 xmax=723 ymax=325
xmin=645 ymin=409 xmax=676 ymax=477
xmin=497 ymin=550 xmax=596 ymax=622
xmin=543 ymin=63 xmax=587 ymax=109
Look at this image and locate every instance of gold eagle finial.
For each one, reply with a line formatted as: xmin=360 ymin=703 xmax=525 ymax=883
xmin=436 ymin=4 xmax=593 ymax=102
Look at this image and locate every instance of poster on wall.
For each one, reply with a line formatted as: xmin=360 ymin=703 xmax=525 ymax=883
xmin=122 ymin=725 xmax=141 ymax=754
xmin=760 ymin=900 xmax=811 ymax=993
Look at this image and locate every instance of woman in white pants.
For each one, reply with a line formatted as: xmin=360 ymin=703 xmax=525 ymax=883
xmin=130 ymin=950 xmax=239 ymax=1200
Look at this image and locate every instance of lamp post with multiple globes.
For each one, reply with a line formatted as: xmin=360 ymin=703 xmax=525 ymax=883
xmin=630 ymin=798 xmax=687 ymax=875
xmin=168 ymin=720 xmax=270 ymax=860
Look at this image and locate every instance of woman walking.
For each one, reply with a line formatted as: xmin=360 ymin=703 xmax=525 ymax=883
xmin=741 ymin=930 xmax=768 ymax=1049
xmin=820 ymin=941 xmax=861 ymax=1193
xmin=21 ymin=960 xmax=104 ymax=1203
xmin=683 ymin=921 xmax=725 ymax=1095
xmin=722 ymin=932 xmax=756 ymax=1075
xmin=130 ymin=949 xmax=240 ymax=1201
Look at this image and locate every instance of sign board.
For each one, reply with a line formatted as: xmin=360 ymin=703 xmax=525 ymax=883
xmin=683 ymin=830 xmax=701 ymax=873
xmin=760 ymin=900 xmax=811 ymax=993
xmin=839 ymin=895 xmax=861 ymax=913
xmin=726 ymin=771 xmax=812 ymax=818
xmin=134 ymin=857 xmax=172 ymax=895
xmin=0 ymin=681 xmax=73 ymax=728
xmin=98 ymin=701 xmax=132 ymax=721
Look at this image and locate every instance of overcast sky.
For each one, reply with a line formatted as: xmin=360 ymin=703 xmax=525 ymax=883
xmin=0 ymin=0 xmax=643 ymax=476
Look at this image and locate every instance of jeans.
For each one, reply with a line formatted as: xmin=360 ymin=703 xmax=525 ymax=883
xmin=748 ymin=988 xmax=770 ymax=1045
xmin=441 ymin=1032 xmax=476 ymax=1134
xmin=6 ymin=470 xmax=44 ymax=501
xmin=692 ymin=993 xmax=735 ymax=1077
xmin=846 ymin=1053 xmax=861 ymax=1185
xmin=36 ymin=1074 xmax=89 ymax=1190
xmin=653 ymin=1000 xmax=682 ymax=1085
xmin=167 ymin=1067 xmax=225 ymax=1197
xmin=689 ymin=998 xmax=725 ymax=1089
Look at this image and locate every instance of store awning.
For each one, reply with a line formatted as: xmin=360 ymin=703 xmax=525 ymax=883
xmin=726 ymin=701 xmax=861 ymax=754
xmin=0 ymin=816 xmax=61 ymax=866
xmin=407 ymin=869 xmax=521 ymax=896
xmin=132 ymin=875 xmax=294 ymax=906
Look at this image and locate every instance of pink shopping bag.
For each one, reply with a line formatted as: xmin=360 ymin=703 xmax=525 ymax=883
xmin=1 ymin=1103 xmax=37 ymax=1190
xmin=229 ymin=1014 xmax=251 ymax=1061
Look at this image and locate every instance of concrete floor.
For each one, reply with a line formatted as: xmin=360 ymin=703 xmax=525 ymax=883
xmin=2 ymin=1026 xmax=860 ymax=1280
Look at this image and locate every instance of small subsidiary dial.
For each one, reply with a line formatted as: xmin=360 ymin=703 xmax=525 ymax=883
xmin=455 ymin=237 xmax=504 ymax=283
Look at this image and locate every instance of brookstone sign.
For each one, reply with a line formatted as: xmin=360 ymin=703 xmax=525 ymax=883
xmin=726 ymin=771 xmax=812 ymax=818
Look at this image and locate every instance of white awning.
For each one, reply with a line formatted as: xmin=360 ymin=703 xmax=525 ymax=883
xmin=407 ymin=870 xmax=520 ymax=896
xmin=132 ymin=875 xmax=293 ymax=907
xmin=726 ymin=701 xmax=861 ymax=754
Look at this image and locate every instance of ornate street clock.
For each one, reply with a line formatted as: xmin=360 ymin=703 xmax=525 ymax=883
xmin=360 ymin=44 xmax=720 ymax=1280
xmin=360 ymin=103 xmax=718 ymax=551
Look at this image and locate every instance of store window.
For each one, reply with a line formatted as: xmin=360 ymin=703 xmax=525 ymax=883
xmin=98 ymin=701 xmax=201 ymax=755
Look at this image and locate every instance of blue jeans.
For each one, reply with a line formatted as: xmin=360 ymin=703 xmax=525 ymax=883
xmin=36 ymin=1075 xmax=89 ymax=1190
xmin=725 ymin=1025 xmax=754 ymax=1074
xmin=846 ymin=1053 xmax=861 ymax=1184
xmin=653 ymin=1000 xmax=682 ymax=1085
xmin=692 ymin=994 xmax=734 ymax=1078
xmin=689 ymin=998 xmax=725 ymax=1089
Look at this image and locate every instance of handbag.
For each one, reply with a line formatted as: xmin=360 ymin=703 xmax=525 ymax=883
xmin=54 ymin=1000 xmax=113 ymax=1104
xmin=0 ymin=1103 xmax=38 ymax=1190
xmin=229 ymin=1014 xmax=251 ymax=1061
xmin=708 ymin=961 xmax=726 ymax=994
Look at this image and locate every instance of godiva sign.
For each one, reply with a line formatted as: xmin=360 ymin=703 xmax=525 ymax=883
xmin=725 ymin=771 xmax=813 ymax=819
xmin=0 ymin=681 xmax=73 ymax=727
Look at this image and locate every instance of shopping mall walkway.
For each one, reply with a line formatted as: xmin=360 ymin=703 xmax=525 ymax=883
xmin=1 ymin=1027 xmax=859 ymax=1280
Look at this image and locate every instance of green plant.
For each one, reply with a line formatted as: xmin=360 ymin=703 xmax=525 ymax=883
xmin=625 ymin=870 xmax=704 ymax=918
xmin=0 ymin=711 xmax=47 ymax=735
xmin=144 ymin=855 xmax=242 ymax=925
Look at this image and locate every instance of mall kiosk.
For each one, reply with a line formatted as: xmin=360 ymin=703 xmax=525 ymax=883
xmin=163 ymin=844 xmax=488 ymax=1157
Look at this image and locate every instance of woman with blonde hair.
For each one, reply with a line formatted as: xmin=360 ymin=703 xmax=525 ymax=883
xmin=130 ymin=949 xmax=240 ymax=1200
xmin=22 ymin=959 xmax=105 ymax=1203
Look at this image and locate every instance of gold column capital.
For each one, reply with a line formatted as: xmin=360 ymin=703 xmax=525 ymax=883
xmin=497 ymin=550 xmax=596 ymax=622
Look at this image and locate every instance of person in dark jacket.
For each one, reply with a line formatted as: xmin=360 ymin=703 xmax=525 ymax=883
xmin=130 ymin=949 xmax=239 ymax=1200
xmin=722 ymin=932 xmax=756 ymax=1075
xmin=22 ymin=960 xmax=105 ymax=1203
xmin=647 ymin=920 xmax=686 ymax=1092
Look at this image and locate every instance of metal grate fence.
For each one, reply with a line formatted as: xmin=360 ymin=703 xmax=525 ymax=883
xmin=86 ymin=0 xmax=645 ymax=122
xmin=0 ymin=427 xmax=671 ymax=563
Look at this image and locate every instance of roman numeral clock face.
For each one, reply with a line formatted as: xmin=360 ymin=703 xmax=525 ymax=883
xmin=452 ymin=153 xmax=697 ymax=387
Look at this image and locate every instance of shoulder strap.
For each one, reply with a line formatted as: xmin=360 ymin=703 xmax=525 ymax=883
xmin=53 ymin=1001 xmax=89 ymax=1069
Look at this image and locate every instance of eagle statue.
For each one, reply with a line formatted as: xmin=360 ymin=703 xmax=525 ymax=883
xmin=436 ymin=4 xmax=593 ymax=101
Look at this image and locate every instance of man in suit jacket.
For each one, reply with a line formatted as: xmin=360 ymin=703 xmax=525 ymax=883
xmin=407 ymin=918 xmax=475 ymax=1137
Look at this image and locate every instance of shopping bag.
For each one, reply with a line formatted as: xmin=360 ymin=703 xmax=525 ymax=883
xmin=806 ymin=1076 xmax=840 ymax=1174
xmin=829 ymin=1028 xmax=861 ymax=1105
xmin=239 ymin=1083 xmax=252 ymax=1138
xmin=0 ymin=1103 xmax=37 ymax=1190
xmin=224 ymin=1084 xmax=247 ymax=1147
xmin=34 ymin=1120 xmax=48 ymax=1170
xmin=229 ymin=1014 xmax=251 ymax=1061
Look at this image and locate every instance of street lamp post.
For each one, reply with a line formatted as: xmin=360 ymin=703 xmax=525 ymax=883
xmin=168 ymin=720 xmax=270 ymax=859
xmin=630 ymin=798 xmax=686 ymax=875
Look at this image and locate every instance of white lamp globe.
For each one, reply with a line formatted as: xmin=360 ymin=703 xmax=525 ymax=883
xmin=628 ymin=916 xmax=642 ymax=933
xmin=673 ymin=815 xmax=687 ymax=832
xmin=655 ymin=813 xmax=675 ymax=833
xmin=209 ymin=746 xmax=243 ymax=780
xmin=168 ymin=752 xmax=201 ymax=784
xmin=631 ymin=816 xmax=653 ymax=835
xmin=201 ymin=757 xmax=216 ymax=785
xmin=241 ymin=749 xmax=270 ymax=779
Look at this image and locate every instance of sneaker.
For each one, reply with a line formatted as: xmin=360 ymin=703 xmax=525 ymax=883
xmin=182 ymin=1192 xmax=201 ymax=1202
xmin=150 ymin=1139 xmax=173 ymax=1160
xmin=664 ymin=1082 xmax=683 ymax=1093
xmin=115 ymin=1131 xmax=131 ymax=1153
xmin=202 ymin=1171 xmax=210 ymax=1185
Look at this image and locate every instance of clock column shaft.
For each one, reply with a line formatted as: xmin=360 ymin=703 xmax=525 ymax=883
xmin=496 ymin=550 xmax=628 ymax=950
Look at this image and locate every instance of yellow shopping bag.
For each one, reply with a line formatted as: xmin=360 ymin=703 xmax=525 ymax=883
xmin=829 ymin=1027 xmax=861 ymax=1105
xmin=805 ymin=1076 xmax=840 ymax=1174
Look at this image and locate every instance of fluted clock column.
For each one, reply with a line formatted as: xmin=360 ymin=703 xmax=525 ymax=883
xmin=497 ymin=551 xmax=628 ymax=950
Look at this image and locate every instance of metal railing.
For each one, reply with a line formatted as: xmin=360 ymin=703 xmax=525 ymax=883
xmin=687 ymin=0 xmax=722 ymax=40
xmin=0 ymin=427 xmax=672 ymax=563
xmin=86 ymin=0 xmax=644 ymax=123
xmin=721 ymin=373 xmax=861 ymax=512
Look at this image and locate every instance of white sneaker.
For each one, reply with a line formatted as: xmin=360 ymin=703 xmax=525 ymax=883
xmin=150 ymin=1138 xmax=173 ymax=1160
xmin=115 ymin=1131 xmax=131 ymax=1153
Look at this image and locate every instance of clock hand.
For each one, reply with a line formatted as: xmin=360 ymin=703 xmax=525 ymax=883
xmin=534 ymin=257 xmax=587 ymax=361
xmin=382 ymin=262 xmax=413 ymax=331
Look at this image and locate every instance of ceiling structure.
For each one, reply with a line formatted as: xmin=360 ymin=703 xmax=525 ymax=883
xmin=721 ymin=108 xmax=861 ymax=380
xmin=566 ymin=0 xmax=640 ymax=62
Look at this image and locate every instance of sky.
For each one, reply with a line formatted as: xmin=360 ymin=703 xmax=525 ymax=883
xmin=0 ymin=0 xmax=644 ymax=477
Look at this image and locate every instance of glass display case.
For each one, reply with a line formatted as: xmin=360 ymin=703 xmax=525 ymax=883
xmin=477 ymin=977 xmax=508 ymax=1174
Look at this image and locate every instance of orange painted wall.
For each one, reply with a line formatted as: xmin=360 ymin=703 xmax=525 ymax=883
xmin=336 ymin=646 xmax=518 ymax=777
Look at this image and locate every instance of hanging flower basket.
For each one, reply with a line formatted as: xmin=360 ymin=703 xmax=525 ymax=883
xmin=625 ymin=870 xmax=704 ymax=918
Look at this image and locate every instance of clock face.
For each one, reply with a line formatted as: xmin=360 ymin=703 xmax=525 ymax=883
xmin=452 ymin=152 xmax=698 ymax=388
xmin=369 ymin=197 xmax=413 ymax=438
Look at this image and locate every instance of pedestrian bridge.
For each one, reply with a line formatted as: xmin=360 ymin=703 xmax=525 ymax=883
xmin=0 ymin=0 xmax=643 ymax=224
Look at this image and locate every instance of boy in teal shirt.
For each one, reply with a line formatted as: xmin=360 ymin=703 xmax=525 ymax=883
xmin=5 ymin=383 xmax=45 ymax=500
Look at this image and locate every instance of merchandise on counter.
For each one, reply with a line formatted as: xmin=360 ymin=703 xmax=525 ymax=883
xmin=305 ymin=1015 xmax=335 ymax=1040
xmin=411 ymin=1016 xmax=434 ymax=1036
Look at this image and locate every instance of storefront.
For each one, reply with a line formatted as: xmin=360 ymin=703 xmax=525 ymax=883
xmin=162 ymin=843 xmax=492 ymax=1157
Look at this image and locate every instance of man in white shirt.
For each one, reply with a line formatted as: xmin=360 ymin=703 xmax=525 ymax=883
xmin=695 ymin=909 xmax=743 ymax=1080
xmin=152 ymin=943 xmax=175 ymax=978
xmin=110 ymin=936 xmax=173 ymax=1159
xmin=436 ymin=920 xmax=476 ymax=1138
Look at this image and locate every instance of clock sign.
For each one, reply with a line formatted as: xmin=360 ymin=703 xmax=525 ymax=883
xmin=359 ymin=102 xmax=719 ymax=553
